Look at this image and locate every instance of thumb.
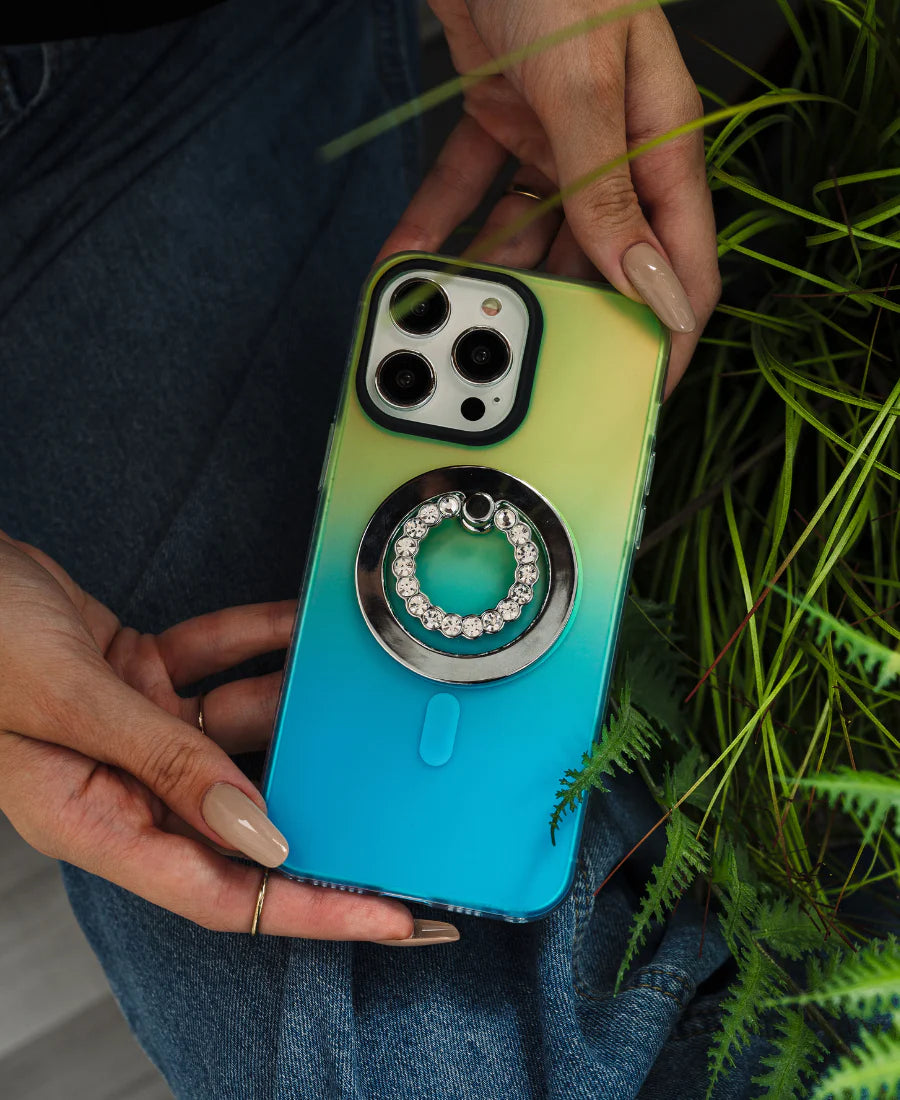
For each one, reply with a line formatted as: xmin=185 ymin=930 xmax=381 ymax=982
xmin=97 ymin=673 xmax=291 ymax=868
xmin=521 ymin=28 xmax=695 ymax=333
xmin=14 ymin=659 xmax=289 ymax=869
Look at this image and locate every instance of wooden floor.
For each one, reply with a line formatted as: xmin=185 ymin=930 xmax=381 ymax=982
xmin=0 ymin=814 xmax=174 ymax=1100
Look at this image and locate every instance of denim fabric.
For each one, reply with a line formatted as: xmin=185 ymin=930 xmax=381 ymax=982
xmin=1 ymin=1 xmax=764 ymax=1095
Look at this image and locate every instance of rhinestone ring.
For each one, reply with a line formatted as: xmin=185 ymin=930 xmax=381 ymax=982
xmin=390 ymin=492 xmax=541 ymax=641
xmin=356 ymin=466 xmax=578 ymax=684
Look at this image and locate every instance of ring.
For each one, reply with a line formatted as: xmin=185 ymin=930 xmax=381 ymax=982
xmin=391 ymin=491 xmax=540 ymax=641
xmin=356 ymin=466 xmax=579 ymax=685
xmin=505 ymin=183 xmax=548 ymax=203
xmin=250 ymin=867 xmax=270 ymax=936
xmin=196 ymin=694 xmax=207 ymax=736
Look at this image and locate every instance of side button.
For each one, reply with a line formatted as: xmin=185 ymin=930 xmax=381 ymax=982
xmin=634 ymin=505 xmax=646 ymax=549
xmin=316 ymin=419 xmax=337 ymax=493
xmin=644 ymin=447 xmax=656 ymax=498
xmin=419 ymin=693 xmax=460 ymax=767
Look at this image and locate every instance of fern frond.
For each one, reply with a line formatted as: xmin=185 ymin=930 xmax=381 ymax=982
xmin=615 ymin=807 xmax=708 ymax=990
xmin=810 ymin=1017 xmax=900 ymax=1100
xmin=716 ymin=842 xmax=760 ymax=955
xmin=617 ymin=598 xmax=686 ymax=738
xmin=754 ymin=897 xmax=824 ymax=960
xmin=707 ymin=945 xmax=784 ymax=1100
xmin=788 ymin=936 xmax=900 ymax=1019
xmin=663 ymin=744 xmax=705 ymax=805
xmin=795 ymin=767 xmax=900 ymax=844
xmin=751 ymin=1006 xmax=824 ymax=1100
xmin=775 ymin=586 xmax=900 ymax=690
xmin=550 ymin=685 xmax=660 ymax=841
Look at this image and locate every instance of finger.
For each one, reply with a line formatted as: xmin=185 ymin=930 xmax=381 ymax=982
xmin=154 ymin=601 xmax=296 ymax=688
xmin=465 ymin=167 xmax=563 ymax=268
xmin=522 ymin=17 xmax=696 ymax=335
xmin=0 ymin=732 xmax=416 ymax=940
xmin=7 ymin=657 xmax=290 ymax=868
xmin=158 ymin=807 xmax=241 ymax=857
xmin=545 ymin=220 xmax=601 ymax=282
xmin=376 ymin=115 xmax=507 ymax=261
xmin=0 ymin=531 xmax=121 ymax=651
xmin=188 ymin=671 xmax=284 ymax=755
xmin=108 ymin=627 xmax=283 ymax=755
xmin=625 ymin=14 xmax=720 ymax=393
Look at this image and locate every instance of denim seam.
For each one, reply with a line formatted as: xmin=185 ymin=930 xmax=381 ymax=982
xmin=0 ymin=43 xmax=56 ymax=141
xmin=571 ymin=856 xmax=596 ymax=999
xmin=268 ymin=941 xmax=293 ymax=1100
xmin=626 ymin=983 xmax=684 ymax=1006
xmin=575 ymin=980 xmax=689 ymax=1008
xmin=626 ymin=968 xmax=695 ymax=1000
xmin=0 ymin=64 xmax=13 ymax=103
xmin=0 ymin=57 xmax=21 ymax=135
xmin=670 ymin=1015 xmax=725 ymax=1040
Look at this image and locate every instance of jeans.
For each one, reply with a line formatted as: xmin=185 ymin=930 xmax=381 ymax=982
xmin=0 ymin=1 xmax=764 ymax=1095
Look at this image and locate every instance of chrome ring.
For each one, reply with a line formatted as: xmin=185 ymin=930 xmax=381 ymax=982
xmin=390 ymin=491 xmax=541 ymax=640
xmin=356 ymin=466 xmax=578 ymax=684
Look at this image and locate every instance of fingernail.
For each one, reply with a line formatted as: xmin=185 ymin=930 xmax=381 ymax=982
xmin=201 ymin=784 xmax=289 ymax=867
xmin=373 ymin=919 xmax=460 ymax=947
xmin=622 ymin=242 xmax=696 ymax=333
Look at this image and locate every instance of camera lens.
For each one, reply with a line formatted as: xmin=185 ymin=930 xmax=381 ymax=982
xmin=389 ymin=279 xmax=449 ymax=336
xmin=452 ymin=328 xmax=511 ymax=385
xmin=375 ymin=351 xmax=435 ymax=408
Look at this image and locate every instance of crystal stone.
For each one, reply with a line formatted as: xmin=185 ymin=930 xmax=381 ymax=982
xmin=509 ymin=582 xmax=534 ymax=604
xmin=515 ymin=563 xmax=539 ymax=585
xmin=497 ymin=598 xmax=521 ymax=622
xmin=507 ymin=522 xmax=532 ymax=546
xmin=406 ymin=594 xmax=428 ymax=617
xmin=418 ymin=502 xmax=441 ymax=526
xmin=395 ymin=575 xmax=420 ymax=598
xmin=481 ymin=609 xmax=503 ymax=633
xmin=514 ymin=541 xmax=539 ymax=565
xmin=394 ymin=536 xmax=418 ymax=557
xmin=440 ymin=613 xmax=463 ymax=638
xmin=493 ymin=506 xmax=517 ymax=531
xmin=461 ymin=615 xmax=484 ymax=639
xmin=422 ymin=606 xmax=444 ymax=631
xmin=438 ymin=494 xmax=461 ymax=517
xmin=392 ymin=556 xmax=416 ymax=578
xmin=404 ymin=518 xmax=429 ymax=539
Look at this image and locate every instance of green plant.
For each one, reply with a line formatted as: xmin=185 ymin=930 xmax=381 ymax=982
xmin=553 ymin=0 xmax=900 ymax=1093
xmin=328 ymin=0 xmax=900 ymax=1091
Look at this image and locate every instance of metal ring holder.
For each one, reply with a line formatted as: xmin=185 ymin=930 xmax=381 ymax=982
xmin=356 ymin=466 xmax=578 ymax=684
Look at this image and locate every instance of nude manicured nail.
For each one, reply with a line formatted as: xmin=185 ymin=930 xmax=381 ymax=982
xmin=622 ymin=242 xmax=696 ymax=333
xmin=201 ymin=784 xmax=289 ymax=867
xmin=373 ymin=919 xmax=460 ymax=947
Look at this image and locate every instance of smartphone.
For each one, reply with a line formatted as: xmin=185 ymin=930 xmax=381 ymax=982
xmin=262 ymin=252 xmax=667 ymax=921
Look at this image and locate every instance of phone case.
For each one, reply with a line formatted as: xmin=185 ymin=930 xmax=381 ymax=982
xmin=262 ymin=253 xmax=668 ymax=921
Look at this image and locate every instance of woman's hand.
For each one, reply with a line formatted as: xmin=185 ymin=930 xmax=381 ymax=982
xmin=379 ymin=0 xmax=720 ymax=394
xmin=0 ymin=532 xmax=428 ymax=942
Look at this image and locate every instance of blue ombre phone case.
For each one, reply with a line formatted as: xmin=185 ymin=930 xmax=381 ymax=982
xmin=262 ymin=253 xmax=667 ymax=921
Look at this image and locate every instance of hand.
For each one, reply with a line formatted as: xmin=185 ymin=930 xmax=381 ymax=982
xmin=0 ymin=533 xmax=429 ymax=942
xmin=379 ymin=0 xmax=720 ymax=394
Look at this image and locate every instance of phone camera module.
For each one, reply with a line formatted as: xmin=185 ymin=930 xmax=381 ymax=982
xmin=452 ymin=328 xmax=511 ymax=385
xmin=376 ymin=351 xmax=435 ymax=409
xmin=389 ymin=279 xmax=449 ymax=336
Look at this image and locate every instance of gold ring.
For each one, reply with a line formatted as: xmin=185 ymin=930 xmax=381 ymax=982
xmin=250 ymin=867 xmax=270 ymax=936
xmin=505 ymin=183 xmax=547 ymax=203
xmin=197 ymin=694 xmax=207 ymax=736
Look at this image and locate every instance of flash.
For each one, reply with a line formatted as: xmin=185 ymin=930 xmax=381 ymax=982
xmin=481 ymin=297 xmax=502 ymax=317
